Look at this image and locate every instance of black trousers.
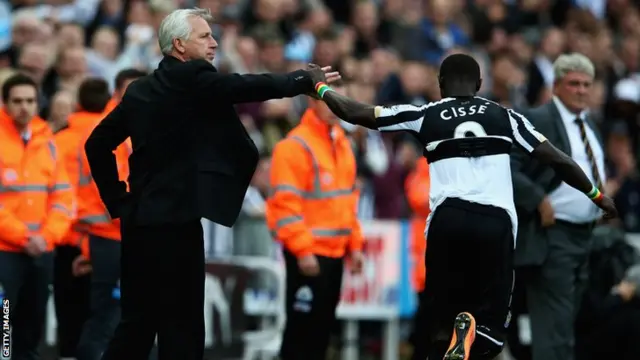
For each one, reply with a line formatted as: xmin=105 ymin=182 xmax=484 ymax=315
xmin=77 ymin=235 xmax=121 ymax=360
xmin=0 ymin=251 xmax=53 ymax=360
xmin=280 ymin=251 xmax=344 ymax=360
xmin=53 ymin=245 xmax=91 ymax=358
xmin=422 ymin=198 xmax=514 ymax=360
xmin=101 ymin=220 xmax=204 ymax=360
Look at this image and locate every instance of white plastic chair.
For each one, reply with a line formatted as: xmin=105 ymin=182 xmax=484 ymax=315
xmin=204 ymin=273 xmax=233 ymax=347
xmin=232 ymin=256 xmax=286 ymax=360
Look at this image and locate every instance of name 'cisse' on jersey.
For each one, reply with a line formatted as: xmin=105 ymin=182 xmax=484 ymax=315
xmin=439 ymin=104 xmax=487 ymax=120
xmin=373 ymin=96 xmax=547 ymax=241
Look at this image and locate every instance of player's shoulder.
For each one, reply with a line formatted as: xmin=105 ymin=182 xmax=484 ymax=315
xmin=425 ymin=97 xmax=458 ymax=109
xmin=472 ymin=96 xmax=507 ymax=110
xmin=469 ymin=96 xmax=514 ymax=120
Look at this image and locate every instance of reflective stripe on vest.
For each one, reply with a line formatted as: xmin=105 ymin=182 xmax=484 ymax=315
xmin=271 ymin=136 xmax=354 ymax=238
xmin=270 ymin=136 xmax=355 ymax=200
xmin=46 ymin=140 xmax=57 ymax=162
xmin=78 ymin=149 xmax=92 ymax=186
xmin=79 ymin=213 xmax=111 ymax=225
xmin=0 ymin=141 xmax=69 ymax=194
xmin=52 ymin=203 xmax=74 ymax=217
xmin=26 ymin=223 xmax=40 ymax=231
xmin=0 ymin=183 xmax=71 ymax=193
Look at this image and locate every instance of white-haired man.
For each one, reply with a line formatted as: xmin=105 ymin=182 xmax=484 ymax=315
xmin=511 ymin=53 xmax=607 ymax=360
xmin=83 ymin=7 xmax=340 ymax=360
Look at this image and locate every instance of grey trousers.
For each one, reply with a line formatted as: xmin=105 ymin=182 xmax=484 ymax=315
xmin=526 ymin=221 xmax=593 ymax=360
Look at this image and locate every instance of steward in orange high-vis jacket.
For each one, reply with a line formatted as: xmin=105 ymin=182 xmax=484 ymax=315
xmin=72 ymin=73 xmax=143 ymax=360
xmin=52 ymin=93 xmax=103 ymax=359
xmin=73 ymin=68 xmax=145 ymax=269
xmin=0 ymin=74 xmax=75 ymax=359
xmin=266 ymin=85 xmax=364 ymax=360
xmin=405 ymin=157 xmax=432 ymax=360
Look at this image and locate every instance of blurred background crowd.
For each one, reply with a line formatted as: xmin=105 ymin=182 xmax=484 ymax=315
xmin=1 ymin=0 xmax=638 ymax=230
xmin=1 ymin=0 xmax=640 ymax=359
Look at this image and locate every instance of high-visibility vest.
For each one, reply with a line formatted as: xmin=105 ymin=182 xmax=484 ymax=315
xmin=0 ymin=108 xmax=75 ymax=252
xmin=405 ymin=158 xmax=430 ymax=292
xmin=76 ymin=116 xmax=131 ymax=247
xmin=266 ymin=109 xmax=363 ymax=259
xmin=53 ymin=111 xmax=100 ymax=247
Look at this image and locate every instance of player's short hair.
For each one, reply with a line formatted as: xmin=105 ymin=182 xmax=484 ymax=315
xmin=438 ymin=53 xmax=481 ymax=85
xmin=78 ymin=77 xmax=110 ymax=113
xmin=115 ymin=68 xmax=147 ymax=91
xmin=2 ymin=73 xmax=38 ymax=103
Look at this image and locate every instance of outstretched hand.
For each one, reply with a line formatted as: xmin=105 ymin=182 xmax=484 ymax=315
xmin=306 ymin=64 xmax=341 ymax=99
xmin=595 ymin=195 xmax=618 ymax=219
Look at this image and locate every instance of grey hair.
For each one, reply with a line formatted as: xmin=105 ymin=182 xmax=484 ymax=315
xmin=157 ymin=7 xmax=213 ymax=56
xmin=553 ymin=53 xmax=595 ymax=82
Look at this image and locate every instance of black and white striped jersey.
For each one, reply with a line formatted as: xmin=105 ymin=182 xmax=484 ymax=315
xmin=373 ymin=96 xmax=548 ymax=242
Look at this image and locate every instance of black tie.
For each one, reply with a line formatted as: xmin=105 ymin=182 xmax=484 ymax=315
xmin=575 ymin=117 xmax=603 ymax=190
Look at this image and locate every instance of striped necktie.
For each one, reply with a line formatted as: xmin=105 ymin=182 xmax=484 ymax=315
xmin=575 ymin=117 xmax=604 ymax=189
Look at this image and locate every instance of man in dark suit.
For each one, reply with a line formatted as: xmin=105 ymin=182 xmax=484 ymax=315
xmin=83 ymin=7 xmax=339 ymax=360
xmin=511 ymin=53 xmax=607 ymax=360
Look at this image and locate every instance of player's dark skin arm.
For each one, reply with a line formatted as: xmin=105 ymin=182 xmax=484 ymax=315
xmin=320 ymin=90 xmax=379 ymax=129
xmin=531 ymin=141 xmax=592 ymax=193
xmin=323 ymin=88 xmax=594 ymax=196
xmin=531 ymin=140 xmax=617 ymax=218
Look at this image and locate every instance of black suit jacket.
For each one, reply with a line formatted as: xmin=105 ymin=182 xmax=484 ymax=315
xmin=85 ymin=56 xmax=314 ymax=227
xmin=511 ymin=101 xmax=604 ymax=266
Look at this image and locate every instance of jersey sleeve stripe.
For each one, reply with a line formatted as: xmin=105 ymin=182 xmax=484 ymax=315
xmin=374 ymin=104 xmax=425 ymax=132
xmin=374 ymin=98 xmax=457 ymax=133
xmin=375 ymin=104 xmax=425 ymax=126
xmin=507 ymin=109 xmax=546 ymax=153
xmin=378 ymin=117 xmax=424 ymax=132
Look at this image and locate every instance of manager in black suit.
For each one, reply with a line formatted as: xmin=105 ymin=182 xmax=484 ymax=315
xmin=84 ymin=7 xmax=339 ymax=360
xmin=511 ymin=53 xmax=606 ymax=360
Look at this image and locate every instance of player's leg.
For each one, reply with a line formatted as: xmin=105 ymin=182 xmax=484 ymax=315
xmin=468 ymin=208 xmax=514 ymax=360
xmin=421 ymin=202 xmax=469 ymax=360
xmin=432 ymin=199 xmax=513 ymax=360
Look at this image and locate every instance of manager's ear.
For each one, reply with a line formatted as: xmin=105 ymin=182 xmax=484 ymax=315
xmin=476 ymin=78 xmax=482 ymax=92
xmin=173 ymin=38 xmax=186 ymax=54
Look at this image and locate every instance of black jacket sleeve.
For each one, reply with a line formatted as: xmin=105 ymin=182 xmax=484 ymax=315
xmin=193 ymin=60 xmax=313 ymax=104
xmin=84 ymin=102 xmax=130 ymax=219
xmin=510 ymin=109 xmax=547 ymax=213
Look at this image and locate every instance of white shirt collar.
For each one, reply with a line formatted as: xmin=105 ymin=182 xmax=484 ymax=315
xmin=552 ymin=96 xmax=589 ymax=125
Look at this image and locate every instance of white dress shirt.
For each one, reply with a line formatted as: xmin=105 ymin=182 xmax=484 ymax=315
xmin=548 ymin=97 xmax=606 ymax=223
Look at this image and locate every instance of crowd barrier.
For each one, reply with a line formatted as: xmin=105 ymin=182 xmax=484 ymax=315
xmin=36 ymin=218 xmax=640 ymax=360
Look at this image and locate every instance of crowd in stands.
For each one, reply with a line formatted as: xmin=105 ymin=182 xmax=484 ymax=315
xmin=1 ymin=0 xmax=638 ymax=232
